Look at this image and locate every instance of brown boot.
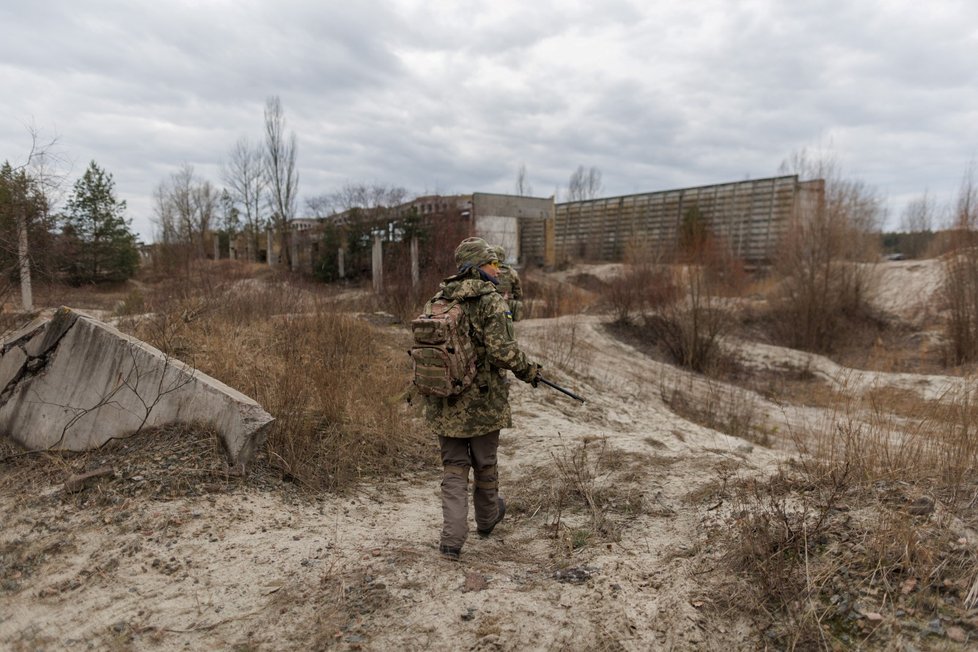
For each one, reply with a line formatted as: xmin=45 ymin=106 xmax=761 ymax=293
xmin=439 ymin=544 xmax=461 ymax=561
xmin=477 ymin=497 xmax=506 ymax=538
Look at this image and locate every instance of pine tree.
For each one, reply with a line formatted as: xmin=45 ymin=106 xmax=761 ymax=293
xmin=61 ymin=161 xmax=139 ymax=284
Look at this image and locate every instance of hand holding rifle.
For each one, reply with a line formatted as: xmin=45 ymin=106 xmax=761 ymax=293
xmin=525 ymin=364 xmax=585 ymax=403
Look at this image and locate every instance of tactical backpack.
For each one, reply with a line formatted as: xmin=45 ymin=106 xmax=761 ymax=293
xmin=409 ymin=298 xmax=478 ymax=397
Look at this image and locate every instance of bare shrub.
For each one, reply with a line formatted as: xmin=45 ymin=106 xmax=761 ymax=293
xmin=771 ymin=151 xmax=882 ymax=352
xmin=605 ymin=263 xmax=677 ymax=324
xmin=535 ymin=320 xmax=595 ymax=377
xmin=124 ymin=270 xmax=429 ymax=491
xmin=643 ymin=266 xmax=733 ymax=373
xmin=720 ymin=467 xmax=848 ymax=649
xmin=660 ymin=375 xmax=769 ymax=446
xmin=711 ymin=373 xmax=978 ymax=649
xmin=942 ymin=165 xmax=978 ymax=364
xmin=508 ymin=439 xmax=650 ymax=557
xmin=521 ymin=271 xmax=596 ymax=318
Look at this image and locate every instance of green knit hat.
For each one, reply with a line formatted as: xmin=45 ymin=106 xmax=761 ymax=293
xmin=454 ymin=237 xmax=498 ymax=270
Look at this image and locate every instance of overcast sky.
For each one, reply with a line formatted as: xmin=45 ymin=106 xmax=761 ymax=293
xmin=3 ymin=0 xmax=977 ymax=241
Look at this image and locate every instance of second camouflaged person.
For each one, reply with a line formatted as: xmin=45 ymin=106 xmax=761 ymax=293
xmin=421 ymin=237 xmax=542 ymax=561
xmin=490 ymin=244 xmax=524 ymax=321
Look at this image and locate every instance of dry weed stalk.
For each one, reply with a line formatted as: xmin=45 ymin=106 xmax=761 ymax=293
xmin=660 ymin=375 xmax=768 ymax=446
xmin=521 ymin=272 xmax=595 ymax=318
xmin=644 ymin=266 xmax=734 ymax=373
xmin=536 ymin=320 xmax=594 ymax=377
xmin=121 ymin=273 xmax=429 ymax=491
xmin=714 ymin=370 xmax=978 ymax=648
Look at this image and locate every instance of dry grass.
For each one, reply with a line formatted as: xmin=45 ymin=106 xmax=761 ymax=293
xmin=535 ymin=319 xmax=596 ymax=378
xmin=98 ymin=260 xmax=432 ymax=492
xmin=4 ymin=259 xmax=543 ymax=494
xmin=508 ymin=438 xmax=655 ymax=559
xmin=660 ymin=375 xmax=771 ymax=447
xmin=521 ymin=271 xmax=598 ymax=318
xmin=706 ymin=376 xmax=978 ymax=649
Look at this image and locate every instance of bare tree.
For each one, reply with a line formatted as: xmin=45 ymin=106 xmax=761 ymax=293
xmin=263 ymin=96 xmax=299 ymax=267
xmin=192 ymin=180 xmax=218 ymax=258
xmin=953 ymin=161 xmax=978 ymax=231
xmin=2 ymin=126 xmax=67 ymax=311
xmin=309 ymin=183 xmax=408 ymax=222
xmin=900 ymin=191 xmax=937 ymax=258
xmin=222 ymin=136 xmax=266 ymax=261
xmin=567 ymin=165 xmax=603 ymax=201
xmin=305 ymin=194 xmax=334 ymax=218
xmin=773 ymin=149 xmax=883 ymax=351
xmin=152 ymin=180 xmax=177 ymax=245
xmin=942 ymin=162 xmax=978 ymax=362
xmin=151 ymin=164 xmax=218 ymax=261
xmin=515 ymin=163 xmax=533 ymax=197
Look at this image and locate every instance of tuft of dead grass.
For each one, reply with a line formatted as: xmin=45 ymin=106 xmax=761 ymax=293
xmin=115 ymin=267 xmax=433 ymax=492
xmin=660 ymin=376 xmax=771 ymax=447
xmin=508 ymin=438 xmax=655 ymax=559
xmin=705 ymin=377 xmax=978 ymax=650
xmin=521 ymin=271 xmax=598 ymax=318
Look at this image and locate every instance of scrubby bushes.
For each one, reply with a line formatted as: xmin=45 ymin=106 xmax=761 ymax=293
xmin=942 ymin=167 xmax=978 ymax=364
xmin=122 ymin=265 xmax=430 ymax=491
xmin=770 ymin=154 xmax=882 ymax=353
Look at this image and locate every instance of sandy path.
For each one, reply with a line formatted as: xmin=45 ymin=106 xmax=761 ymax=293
xmin=0 ymin=313 xmax=862 ymax=651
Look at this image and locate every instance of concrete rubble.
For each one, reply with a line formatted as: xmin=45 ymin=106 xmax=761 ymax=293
xmin=0 ymin=307 xmax=274 ymax=468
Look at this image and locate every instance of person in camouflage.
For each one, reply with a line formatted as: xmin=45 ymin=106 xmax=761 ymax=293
xmin=490 ymin=244 xmax=524 ymax=321
xmin=423 ymin=237 xmax=542 ymax=561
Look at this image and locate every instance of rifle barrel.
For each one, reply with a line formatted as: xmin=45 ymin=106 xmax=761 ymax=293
xmin=538 ymin=376 xmax=586 ymax=403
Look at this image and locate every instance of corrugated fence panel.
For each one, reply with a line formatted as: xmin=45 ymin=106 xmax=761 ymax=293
xmin=546 ymin=175 xmax=815 ymax=264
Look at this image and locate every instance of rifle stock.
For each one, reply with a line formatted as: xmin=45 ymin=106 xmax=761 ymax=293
xmin=537 ymin=376 xmax=586 ymax=403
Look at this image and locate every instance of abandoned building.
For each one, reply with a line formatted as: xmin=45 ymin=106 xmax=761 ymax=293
xmin=216 ymin=174 xmax=823 ymax=274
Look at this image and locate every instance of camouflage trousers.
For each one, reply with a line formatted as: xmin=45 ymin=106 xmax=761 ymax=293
xmin=438 ymin=430 xmax=501 ymax=549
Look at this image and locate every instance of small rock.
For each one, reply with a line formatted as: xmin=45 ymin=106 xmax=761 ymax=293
xmin=64 ymin=466 xmax=114 ymax=493
xmin=947 ymin=626 xmax=966 ymax=643
xmin=907 ymin=496 xmax=935 ymax=516
xmin=463 ymin=572 xmax=487 ymax=593
xmin=554 ymin=566 xmax=594 ymax=584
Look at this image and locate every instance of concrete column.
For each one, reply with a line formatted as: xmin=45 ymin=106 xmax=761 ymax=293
xmin=544 ymin=214 xmax=556 ymax=268
xmin=372 ymin=233 xmax=383 ymax=294
xmin=267 ymin=229 xmax=274 ymax=267
xmin=337 ymin=248 xmax=345 ymax=279
xmin=410 ymin=236 xmax=419 ymax=287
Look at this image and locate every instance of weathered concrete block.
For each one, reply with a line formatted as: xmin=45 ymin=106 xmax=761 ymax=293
xmin=0 ymin=307 xmax=274 ymax=468
xmin=0 ymin=345 xmax=27 ymax=394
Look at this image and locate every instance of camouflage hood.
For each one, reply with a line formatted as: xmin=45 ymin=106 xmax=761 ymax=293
xmin=438 ymin=271 xmax=498 ymax=302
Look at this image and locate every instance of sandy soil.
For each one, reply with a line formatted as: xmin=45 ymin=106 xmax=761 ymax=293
xmin=0 ymin=259 xmax=961 ymax=650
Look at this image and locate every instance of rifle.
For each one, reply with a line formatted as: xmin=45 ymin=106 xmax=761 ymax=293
xmin=537 ymin=375 xmax=586 ymax=403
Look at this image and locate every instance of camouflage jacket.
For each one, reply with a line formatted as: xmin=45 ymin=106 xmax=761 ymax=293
xmin=422 ymin=269 xmax=534 ymax=438
xmin=496 ymin=264 xmax=524 ymax=321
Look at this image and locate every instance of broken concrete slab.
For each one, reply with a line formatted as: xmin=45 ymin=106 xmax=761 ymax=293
xmin=0 ymin=307 xmax=274 ymax=468
xmin=0 ymin=345 xmax=27 ymax=394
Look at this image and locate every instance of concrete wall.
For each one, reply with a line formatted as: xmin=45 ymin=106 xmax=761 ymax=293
xmin=0 ymin=308 xmax=274 ymax=468
xmin=472 ymin=193 xmax=556 ymax=267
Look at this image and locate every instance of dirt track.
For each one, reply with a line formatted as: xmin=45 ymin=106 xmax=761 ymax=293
xmin=2 ymin=313 xmax=792 ymax=650
xmin=1 ymin=260 xmax=966 ymax=650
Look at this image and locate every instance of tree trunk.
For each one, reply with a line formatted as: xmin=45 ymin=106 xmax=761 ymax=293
xmin=17 ymin=205 xmax=33 ymax=311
